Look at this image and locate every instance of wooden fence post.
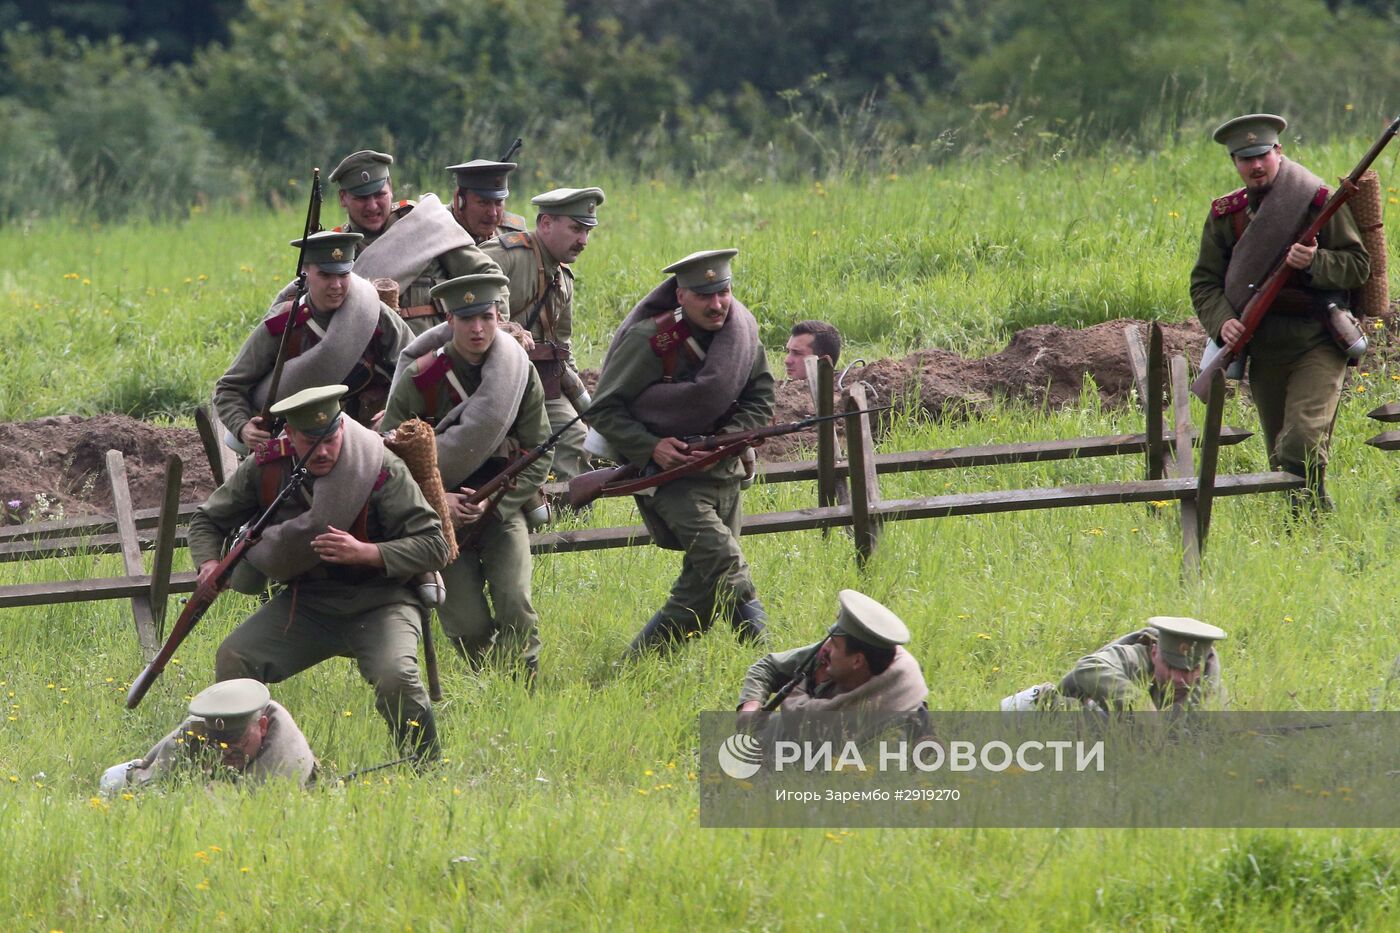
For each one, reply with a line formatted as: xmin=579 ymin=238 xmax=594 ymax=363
xmin=1167 ymin=357 xmax=1201 ymax=580
xmin=844 ymin=383 xmax=882 ymax=566
xmin=104 ymin=451 xmax=159 ymax=656
xmin=147 ymin=455 xmax=183 ymax=641
xmin=1196 ymin=371 xmax=1226 ymax=552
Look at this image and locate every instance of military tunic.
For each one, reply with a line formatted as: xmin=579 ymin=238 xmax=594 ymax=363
xmin=214 ymin=297 xmax=411 ymax=445
xmin=1057 ymin=629 xmax=1223 ymax=712
xmin=340 ymin=203 xmax=508 ymax=336
xmin=588 ymin=313 xmax=776 ymax=635
xmin=480 ymin=231 xmax=588 ymax=480
xmin=1190 ymin=183 xmax=1369 ymax=473
xmin=382 ymin=341 xmax=552 ymax=663
xmin=119 ymin=700 xmax=317 ymax=791
xmin=189 ymin=447 xmax=449 ymax=748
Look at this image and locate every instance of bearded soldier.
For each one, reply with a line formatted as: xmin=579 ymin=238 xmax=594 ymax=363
xmin=194 ymin=386 xmax=450 ymax=761
xmin=99 ymin=680 xmax=317 ymax=795
xmin=269 ymin=150 xmax=506 ymax=337
xmin=382 ymin=274 xmax=552 ymax=684
xmin=481 ymin=187 xmax=604 ymax=482
xmin=446 ymin=159 xmax=526 ymax=244
xmin=587 ymin=249 xmax=776 ymax=657
xmin=1001 ymin=617 xmax=1227 ymax=714
xmin=1190 ymin=114 xmax=1369 ymax=512
xmin=215 ymin=231 xmax=411 ymax=455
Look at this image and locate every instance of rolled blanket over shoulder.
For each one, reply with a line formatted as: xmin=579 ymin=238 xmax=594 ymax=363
xmin=253 ymin=274 xmax=381 ymax=410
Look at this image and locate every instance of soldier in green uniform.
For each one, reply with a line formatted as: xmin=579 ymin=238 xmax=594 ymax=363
xmin=587 ymin=248 xmax=776 ymax=656
xmin=310 ymin=149 xmax=505 ymax=336
xmin=1000 ymin=617 xmax=1227 ymax=713
xmin=1190 ymin=114 xmax=1369 ymax=512
xmin=99 ymin=679 xmax=317 ymax=796
xmin=192 ymin=386 xmax=451 ymax=760
xmin=215 ymin=231 xmax=412 ymax=455
xmin=382 ymin=274 xmax=552 ymax=683
xmin=481 ymin=187 xmax=604 ymax=482
xmin=736 ymin=590 xmax=928 ymax=714
xmin=446 ymin=159 xmax=527 ymax=244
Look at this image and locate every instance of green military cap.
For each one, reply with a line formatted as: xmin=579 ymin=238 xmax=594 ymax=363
xmin=329 ymin=150 xmax=394 ymax=195
xmin=431 ymin=273 xmax=510 ymax=318
xmin=447 ymin=159 xmax=517 ymax=199
xmin=1148 ymin=616 xmax=1227 ymax=671
xmin=271 ymin=384 xmax=347 ymax=437
xmin=531 ymin=186 xmax=605 ymax=226
xmin=828 ymin=589 xmax=911 ymax=648
xmin=290 ymin=230 xmax=364 ymax=274
xmin=188 ymin=679 xmax=270 ymax=740
xmin=663 ymin=248 xmax=739 ymax=295
xmin=1212 ymin=114 xmax=1287 ymax=158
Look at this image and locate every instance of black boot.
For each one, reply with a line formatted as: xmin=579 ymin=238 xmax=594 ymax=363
xmin=391 ymin=708 xmax=441 ymax=767
xmin=521 ymin=656 xmax=539 ymax=694
xmin=730 ymin=597 xmax=769 ymax=645
xmin=625 ymin=611 xmax=686 ymax=659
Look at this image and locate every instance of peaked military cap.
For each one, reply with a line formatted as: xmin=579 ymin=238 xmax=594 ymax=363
xmin=447 ymin=159 xmax=517 ymax=199
xmin=291 ymin=230 xmax=364 ymax=274
xmin=431 ymin=273 xmax=510 ymax=318
xmin=1212 ymin=114 xmax=1287 ymax=158
xmin=1148 ymin=616 xmax=1227 ymax=671
xmin=531 ymin=187 xmax=605 ymax=226
xmin=271 ymin=384 xmax=347 ymax=437
xmin=330 ymin=150 xmax=394 ymax=195
xmin=188 ymin=679 xmax=270 ymax=739
xmin=663 ymin=248 xmax=739 ymax=295
xmin=829 ymin=589 xmax=911 ymax=648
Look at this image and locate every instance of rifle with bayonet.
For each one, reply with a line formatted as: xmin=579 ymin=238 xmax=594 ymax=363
xmin=1192 ymin=114 xmax=1400 ymax=401
xmin=568 ymin=406 xmax=890 ymax=508
xmin=456 ymin=413 xmax=584 ymax=549
xmin=259 ymin=168 xmax=324 ymax=435
xmin=125 ymin=438 xmax=323 ymax=709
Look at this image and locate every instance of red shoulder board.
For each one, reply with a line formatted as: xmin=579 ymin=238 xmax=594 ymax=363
xmin=499 ymin=231 xmax=532 ymax=250
xmin=332 ymin=224 xmax=348 ymax=233
xmin=1211 ymin=187 xmax=1248 ymax=218
xmin=649 ymin=311 xmax=692 ymax=358
xmin=255 ymin=436 xmax=294 ymax=465
xmin=373 ymin=467 xmax=390 ymax=491
xmin=264 ymin=301 xmax=311 ymax=337
xmin=1313 ymin=185 xmax=1329 ymax=208
xmin=411 ymin=350 xmax=452 ymax=391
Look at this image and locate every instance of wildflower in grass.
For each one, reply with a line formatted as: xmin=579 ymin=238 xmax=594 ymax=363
xmin=197 ymin=274 xmax=208 ymax=282
xmin=81 ymin=278 xmax=90 ymax=286
xmin=7 ymin=775 xmax=16 ymax=782
xmin=195 ymin=880 xmax=210 ymax=891
xmin=1345 ymin=103 xmax=1355 ymax=111
xmin=88 ymin=797 xmax=108 ymax=810
xmin=344 ymin=710 xmax=353 ymax=717
xmin=194 ymin=851 xmax=210 ymax=862
xmin=1167 ymin=211 xmax=1180 ymax=219
xmin=240 ymin=867 xmax=251 ymax=873
xmin=976 ymin=633 xmax=992 ymax=640
xmin=121 ymin=793 xmax=135 ymax=800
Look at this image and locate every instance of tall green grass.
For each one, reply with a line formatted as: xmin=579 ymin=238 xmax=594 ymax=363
xmin=2 ymin=135 xmax=1400 ymax=929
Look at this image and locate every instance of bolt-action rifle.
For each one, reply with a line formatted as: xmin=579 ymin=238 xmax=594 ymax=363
xmin=1192 ymin=114 xmax=1400 ymax=401
xmin=456 ymin=413 xmax=584 ymax=549
xmin=125 ymin=438 xmax=324 ymax=709
xmin=567 ymin=406 xmax=889 ymax=509
xmin=259 ymin=168 xmax=324 ymax=435
xmin=762 ymin=637 xmax=832 ymax=712
xmin=499 ymin=136 xmax=523 ymax=164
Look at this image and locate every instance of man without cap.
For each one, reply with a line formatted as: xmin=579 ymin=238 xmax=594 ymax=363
xmin=382 ymin=274 xmax=552 ymax=683
xmin=216 ymin=231 xmax=412 ymax=455
xmin=587 ymin=248 xmax=776 ymax=656
xmin=447 ymin=159 xmax=527 ymax=244
xmin=736 ymin=590 xmax=928 ymax=714
xmin=192 ymin=386 xmax=451 ymax=760
xmin=99 ymin=679 xmax=317 ymax=795
xmin=306 ymin=149 xmax=505 ymax=336
xmin=784 ymin=320 xmax=842 ymax=381
xmin=1002 ymin=617 xmax=1228 ymax=713
xmin=481 ymin=187 xmax=605 ymax=482
xmin=1190 ymin=113 xmax=1369 ymax=513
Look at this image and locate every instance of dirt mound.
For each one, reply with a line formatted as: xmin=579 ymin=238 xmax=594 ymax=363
xmin=0 ymin=415 xmax=216 ymax=522
xmin=0 ymin=318 xmax=1214 ymax=518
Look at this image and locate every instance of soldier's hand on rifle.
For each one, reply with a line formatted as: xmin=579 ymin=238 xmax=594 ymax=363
xmin=653 ymin=437 xmax=707 ymax=470
xmin=1220 ymin=318 xmax=1247 ymax=350
xmin=196 ymin=559 xmax=221 ymax=590
xmin=448 ymin=490 xmax=488 ymax=527
xmin=312 ymin=525 xmax=384 ymax=567
xmin=1285 ymin=236 xmax=1317 ymax=271
xmin=240 ymin=417 xmax=272 ymax=450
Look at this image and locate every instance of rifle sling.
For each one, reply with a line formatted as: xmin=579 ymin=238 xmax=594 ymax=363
xmin=599 ymin=441 xmax=753 ymax=498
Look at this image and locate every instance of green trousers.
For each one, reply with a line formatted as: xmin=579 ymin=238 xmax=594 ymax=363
xmin=214 ymin=583 xmax=430 ymax=742
xmin=440 ymin=510 xmax=540 ymax=663
xmin=638 ymin=476 xmax=756 ymax=633
xmin=1247 ymin=341 xmax=1346 ymax=472
xmin=544 ymin=396 xmax=589 ymax=482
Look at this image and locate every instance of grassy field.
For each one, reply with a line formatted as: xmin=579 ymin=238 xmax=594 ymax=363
xmin=3 ymin=137 xmax=1400 ymax=929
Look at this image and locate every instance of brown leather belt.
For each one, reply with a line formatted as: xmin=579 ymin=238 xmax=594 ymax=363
xmin=399 ymin=303 xmax=441 ymax=320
